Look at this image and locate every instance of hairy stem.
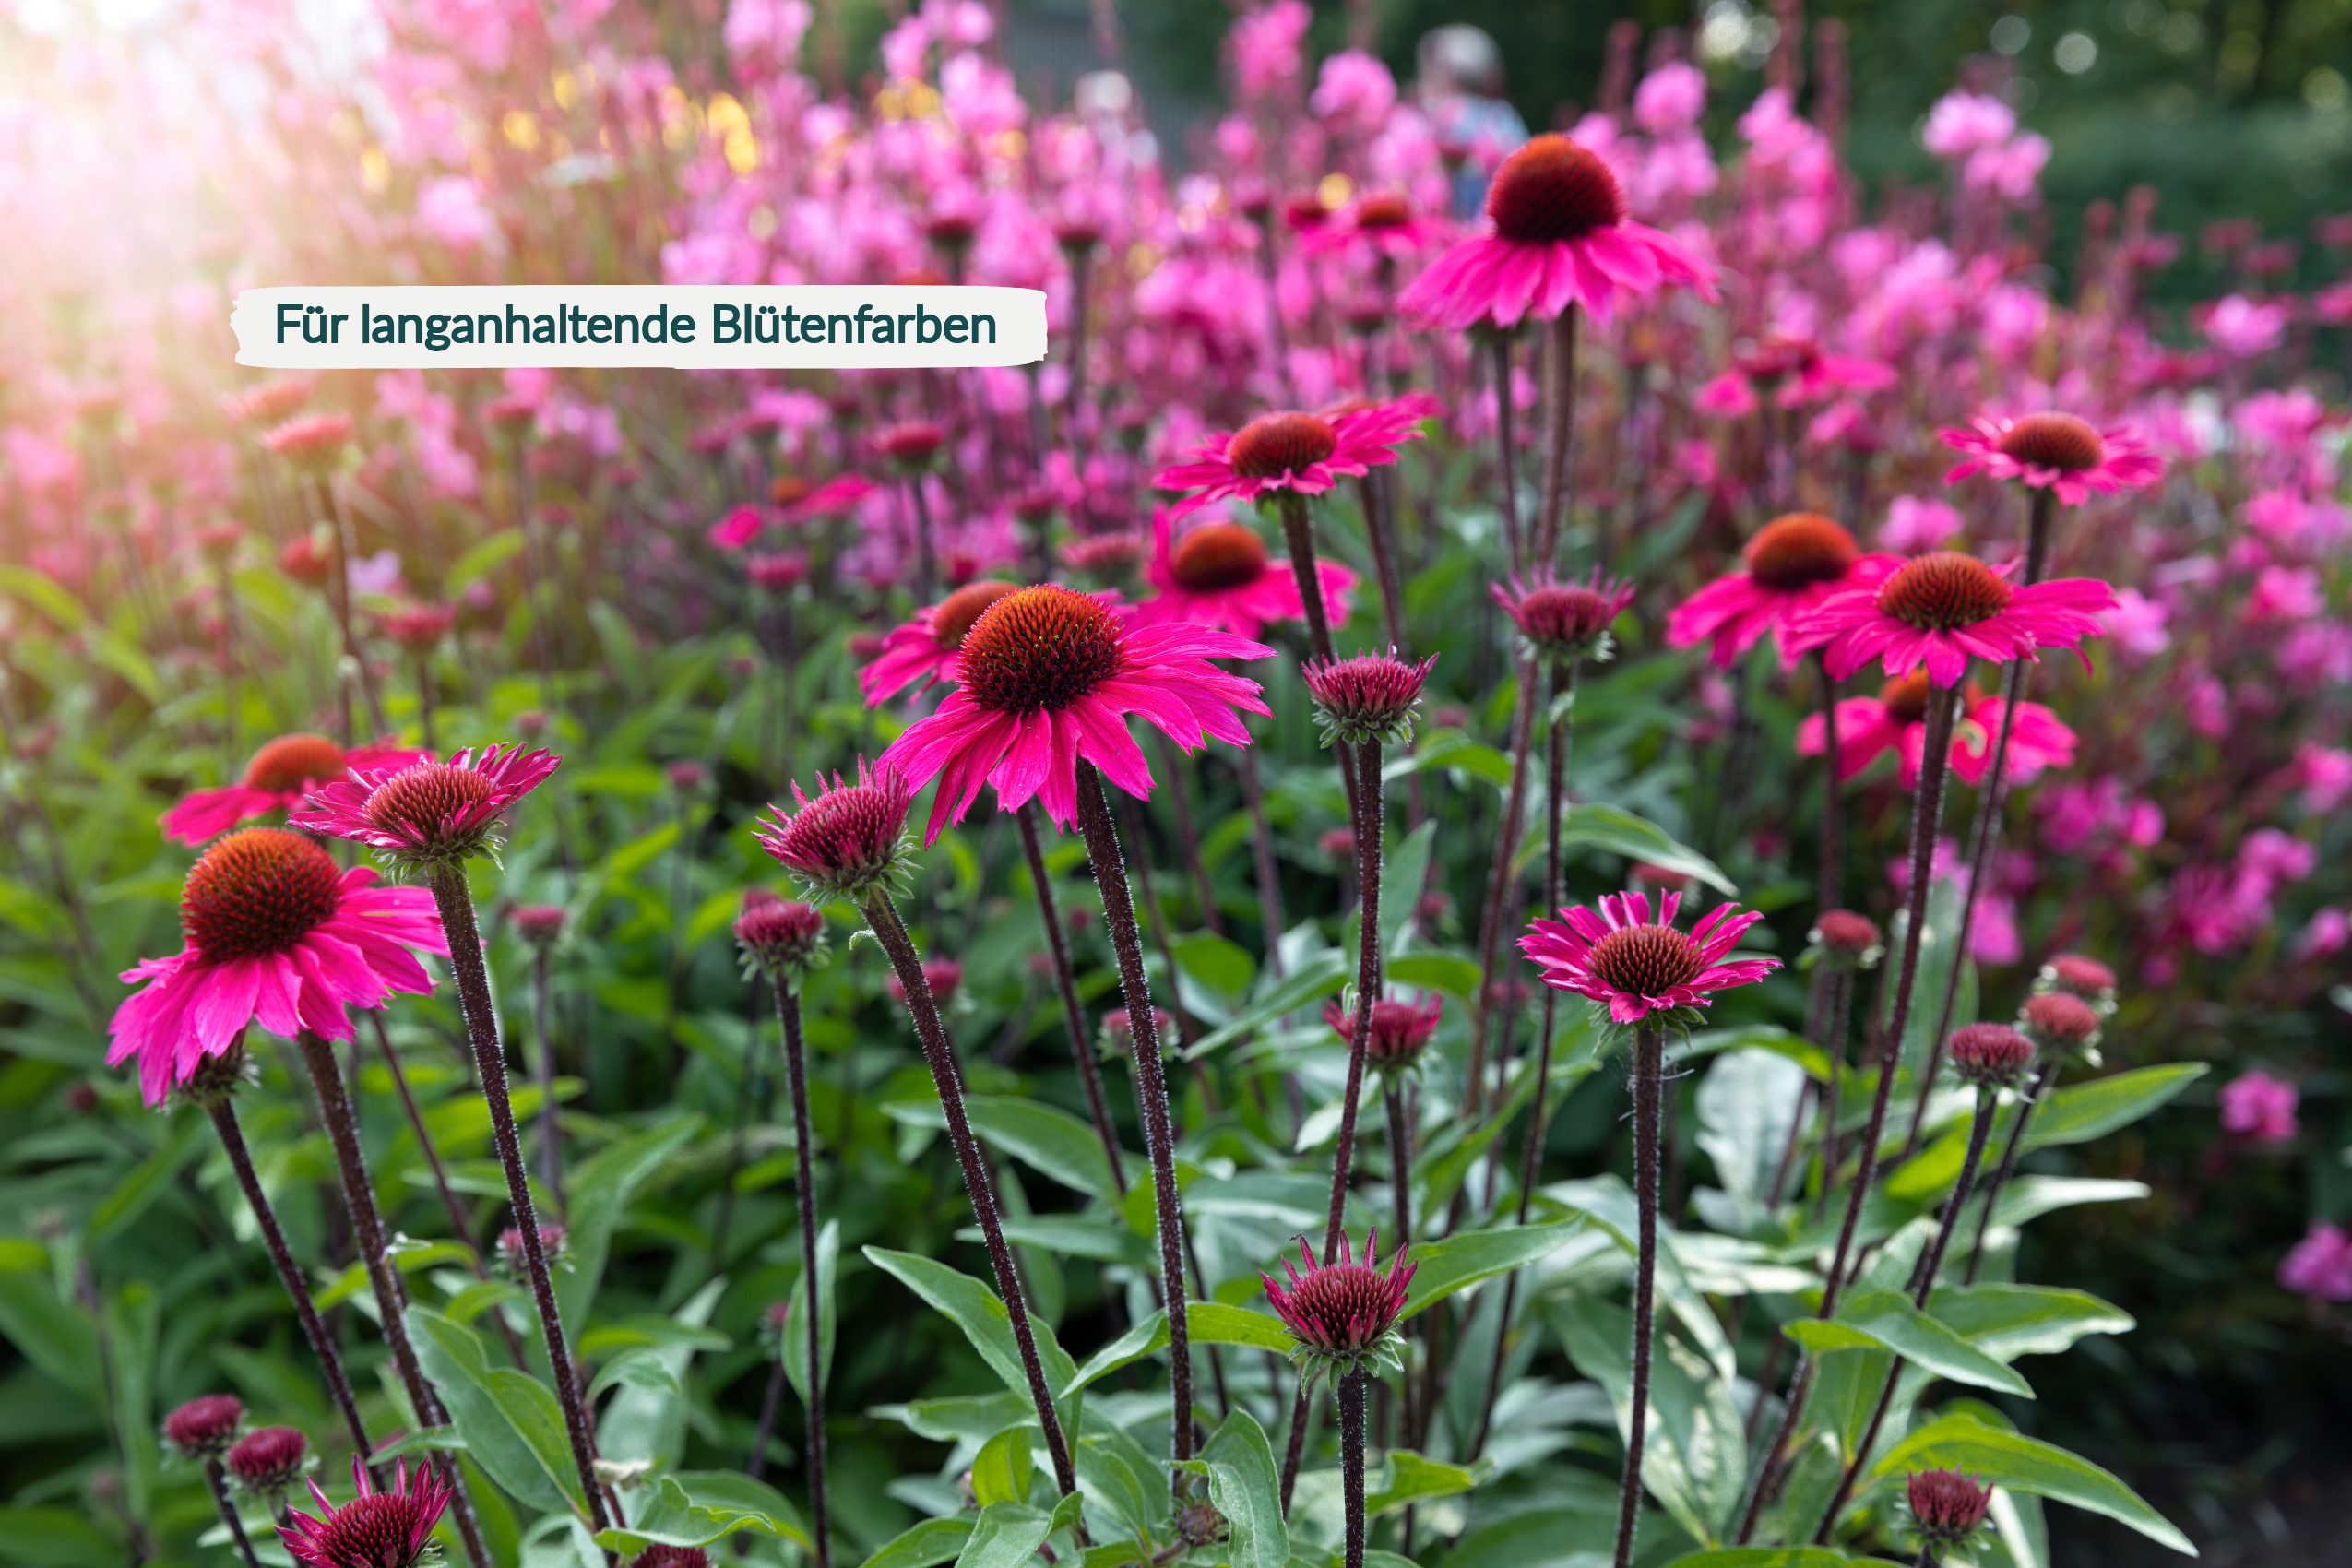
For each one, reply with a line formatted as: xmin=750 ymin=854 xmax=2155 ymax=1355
xmin=203 ymin=1458 xmax=263 ymax=1568
xmin=862 ymin=892 xmax=1078 ymax=1496
xmin=1340 ymin=1369 xmax=1369 ymax=1568
xmin=422 ymin=864 xmax=610 ymax=1536
xmin=1489 ymin=336 xmax=1523 ymax=577
xmin=1536 ymin=308 xmax=1578 ymax=571
xmin=1321 ymin=739 xmax=1385 ymax=1257
xmin=778 ymin=984 xmax=832 ymax=1568
xmin=1613 ymin=1027 xmax=1664 ymax=1568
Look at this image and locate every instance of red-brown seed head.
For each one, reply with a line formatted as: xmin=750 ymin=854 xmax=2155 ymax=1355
xmin=163 ymin=1394 xmax=244 ymax=1458
xmin=511 ymin=904 xmax=567 ymax=944
xmin=1743 ymin=513 xmax=1860 ymax=591
xmin=1874 ymin=552 xmax=2015 ymax=632
xmin=2045 ymin=952 xmax=2118 ymax=1003
xmin=878 ymin=422 xmax=946 ymax=464
xmin=1812 ymin=909 xmax=1884 ymax=964
xmin=182 ymin=829 xmax=342 ymax=960
xmin=362 ymin=763 xmax=496 ymax=844
xmin=757 ymin=762 xmax=915 ymax=904
xmin=1226 ymin=411 xmax=1338 ymax=480
xmin=2022 ymin=992 xmax=2102 ymax=1050
xmin=626 ymin=1548 xmax=710 ymax=1568
xmin=957 ymin=586 xmax=1126 ymax=715
xmin=1879 ymin=668 xmax=1936 ymax=725
xmin=1995 ymin=412 xmax=2106 ymax=473
xmin=735 ymin=897 xmax=828 ymax=983
xmin=1947 ymin=1023 xmax=2037 ymax=1089
xmin=1301 ymin=651 xmax=1437 ymax=746
xmin=243 ymin=734 xmax=350 ymax=794
xmin=1486 ymin=135 xmax=1628 ymax=244
xmin=932 ymin=581 xmax=1021 ymax=649
xmin=1587 ymin=924 xmax=1703 ymax=999
xmin=1353 ymin=192 xmax=1413 ymax=230
xmin=1906 ymin=1469 xmax=1993 ymax=1550
xmin=1170 ymin=521 xmax=1272 ymax=591
xmin=226 ymin=1426 xmax=310 ymax=1492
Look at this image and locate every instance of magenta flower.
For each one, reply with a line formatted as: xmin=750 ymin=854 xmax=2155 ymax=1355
xmin=1262 ymin=1229 xmax=1415 ymax=1382
xmin=293 ymin=743 xmax=560 ymax=869
xmin=1521 ymin=890 xmax=1777 ymax=1026
xmin=1946 ymin=1023 xmax=2037 ymax=1089
xmin=163 ymin=1394 xmax=245 ymax=1458
xmin=1296 ymin=191 xmax=1446 ymax=261
xmin=1940 ymin=411 xmax=2163 ymax=506
xmin=1782 ymin=551 xmax=2118 ymax=687
xmin=2279 ymin=1221 xmax=2352 ymax=1303
xmin=1798 ymin=671 xmax=2075 ymax=788
xmin=279 ymin=1457 xmax=450 ymax=1568
xmin=1154 ymin=397 xmax=1433 ymax=521
xmin=754 ymin=760 xmax=917 ymax=904
xmin=879 ymin=585 xmax=1271 ymax=843
xmin=1301 ymin=649 xmax=1437 ymax=746
xmin=160 ymin=734 xmax=428 ymax=846
xmin=226 ymin=1426 xmax=313 ymax=1496
xmin=860 ymin=580 xmax=1021 ymax=706
xmin=1322 ymin=995 xmax=1442 ymax=1072
xmin=1693 ymin=336 xmax=1897 ymax=416
xmin=1396 ymin=133 xmax=1717 ymax=329
xmin=1905 ymin=1469 xmax=1994 ymax=1555
xmin=1491 ymin=570 xmax=1634 ymax=663
xmin=109 ymin=828 xmax=449 ymax=1106
xmin=1665 ymin=513 xmax=1861 ymax=669
xmin=1129 ymin=510 xmax=1357 ymax=641
xmin=2219 ymin=1069 xmax=2299 ymax=1144
xmin=734 ymin=894 xmax=828 ymax=984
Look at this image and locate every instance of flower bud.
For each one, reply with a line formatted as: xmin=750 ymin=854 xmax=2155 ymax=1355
xmin=163 ymin=1395 xmax=244 ymax=1459
xmin=1946 ymin=1024 xmax=2037 ymax=1090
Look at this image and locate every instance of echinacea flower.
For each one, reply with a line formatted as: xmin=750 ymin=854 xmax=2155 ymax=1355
xmin=879 ymin=585 xmax=1272 ymax=842
xmin=886 ymin=956 xmax=964 ymax=1007
xmin=1323 ymin=995 xmax=1443 ymax=1072
xmin=1396 ymin=133 xmax=1717 ymax=329
xmin=2037 ymin=953 xmax=2117 ymax=1009
xmin=754 ymin=760 xmax=917 ymax=904
xmin=1297 ymin=191 xmax=1444 ymax=260
xmin=1798 ymin=671 xmax=2075 ymax=788
xmin=1945 ymin=1023 xmax=2037 ymax=1089
xmin=163 ymin=1394 xmax=244 ymax=1459
xmin=1782 ymin=552 xmax=2117 ymax=687
xmin=2218 ymin=1069 xmax=2298 ymax=1144
xmin=1665 ymin=513 xmax=1861 ymax=669
xmin=263 ymin=413 xmax=355 ymax=474
xmin=109 ymin=828 xmax=449 ymax=1105
xmin=1809 ymin=909 xmax=1884 ymax=969
xmin=2019 ymin=992 xmax=2101 ymax=1054
xmin=1301 ymin=649 xmax=1437 ymax=746
xmin=734 ymin=894 xmax=829 ymax=985
xmin=1941 ymin=412 xmax=2162 ymax=506
xmin=1904 ymin=1469 xmax=1994 ymax=1555
xmin=1521 ymin=889 xmax=1777 ymax=1026
xmin=1491 ymin=571 xmax=1634 ymax=664
xmin=1693 ymin=336 xmax=1897 ymax=416
xmin=627 ymin=1550 xmax=711 ymax=1568
xmin=161 ymin=734 xmax=428 ymax=846
xmin=860 ymin=581 xmax=1021 ymax=705
xmin=293 ymin=744 xmax=560 ymax=872
xmin=1128 ymin=510 xmax=1357 ymax=641
xmin=1154 ymin=398 xmax=1432 ymax=521
xmin=279 ymin=1457 xmax=451 ymax=1568
xmin=226 ymin=1427 xmax=313 ymax=1496
xmin=1262 ymin=1229 xmax=1416 ymax=1384
xmin=2279 ymin=1221 xmax=2352 ymax=1303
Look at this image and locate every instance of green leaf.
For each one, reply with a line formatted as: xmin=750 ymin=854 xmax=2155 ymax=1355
xmin=558 ymin=1114 xmax=701 ymax=1329
xmin=954 ymin=1503 xmax=1054 ymax=1568
xmin=858 ymin=1519 xmax=976 ymax=1568
xmin=972 ymin=1425 xmax=1037 ymax=1507
xmin=2025 ymin=1065 xmax=2207 ymax=1151
xmin=408 ymin=1307 xmax=584 ymax=1515
xmin=596 ymin=1473 xmax=810 ymax=1552
xmin=1558 ymin=803 xmax=1735 ymax=895
xmin=0 ymin=566 xmax=88 ymax=630
xmin=445 ymin=528 xmax=529 ymax=594
xmin=1380 ymin=821 xmax=1439 ymax=956
xmin=1363 ymin=1450 xmax=1484 ymax=1517
xmin=1550 ymin=1291 xmax=1746 ymax=1545
xmin=1170 ymin=932 xmax=1257 ymax=1000
xmin=1924 ymin=1285 xmax=2135 ymax=1361
xmin=863 ymin=1248 xmax=1079 ymax=1408
xmin=1399 ymin=1220 xmax=1585 ymax=1318
xmin=1182 ymin=952 xmax=1350 ymax=1059
xmin=1063 ymin=1301 xmax=1289 ymax=1396
xmin=0 ymin=1275 xmax=101 ymax=1401
xmin=1384 ymin=729 xmax=1513 ymax=787
xmin=1660 ymin=1551 xmax=1907 ymax=1566
xmin=1183 ymin=1409 xmax=1289 ymax=1568
xmin=88 ymin=1120 xmax=207 ymax=1242
xmin=886 ymin=1096 xmax=1123 ymax=1199
xmin=782 ymin=1219 xmax=841 ymax=1407
xmin=1783 ymin=1290 xmax=2031 ymax=1397
xmin=1385 ymin=952 xmax=1483 ymax=1001
xmin=1864 ymin=1414 xmax=2192 ymax=1553
xmin=0 ymin=1505 xmax=119 ymax=1568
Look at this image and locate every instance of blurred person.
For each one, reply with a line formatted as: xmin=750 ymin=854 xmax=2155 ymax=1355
xmin=1415 ymin=24 xmax=1527 ymax=220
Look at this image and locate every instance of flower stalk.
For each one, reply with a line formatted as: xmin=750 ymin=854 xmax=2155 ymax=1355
xmin=1339 ymin=1369 xmax=1370 ymax=1568
xmin=1612 ymin=1024 xmax=1664 ymax=1568
xmin=777 ymin=980 xmax=832 ymax=1568
xmin=203 ymin=1457 xmax=264 ymax=1568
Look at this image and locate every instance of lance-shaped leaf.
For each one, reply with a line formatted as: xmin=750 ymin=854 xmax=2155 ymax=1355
xmin=1862 ymin=1413 xmax=2192 ymax=1554
xmin=1780 ymin=1290 xmax=2032 ymax=1397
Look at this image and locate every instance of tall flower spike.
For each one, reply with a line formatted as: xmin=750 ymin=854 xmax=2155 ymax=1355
xmin=1783 ymin=551 xmax=2117 ymax=687
xmin=279 ymin=1457 xmax=451 ymax=1568
xmin=1492 ymin=571 xmax=1634 ymax=664
xmin=293 ymin=743 xmax=561 ymax=872
xmin=1301 ymin=650 xmax=1437 ymax=747
xmin=1396 ymin=133 xmax=1718 ymax=329
xmin=754 ymin=759 xmax=917 ymax=904
xmin=1153 ymin=397 xmax=1434 ymax=520
xmin=879 ymin=585 xmax=1272 ymax=844
xmin=1941 ymin=411 xmax=2162 ymax=505
xmin=1261 ymin=1229 xmax=1416 ymax=1386
xmin=109 ymin=828 xmax=449 ymax=1106
xmin=1522 ymin=889 xmax=1778 ymax=1027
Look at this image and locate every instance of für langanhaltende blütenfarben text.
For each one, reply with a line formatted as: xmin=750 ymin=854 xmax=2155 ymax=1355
xmin=274 ymin=301 xmax=999 ymax=351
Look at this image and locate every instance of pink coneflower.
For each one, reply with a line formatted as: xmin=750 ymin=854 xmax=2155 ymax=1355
xmin=749 ymin=553 xmax=808 ymax=591
xmin=1099 ymin=1005 xmax=1176 ymax=1060
xmin=1665 ymin=513 xmax=1862 ymax=668
xmin=779 ymin=473 xmax=881 ymax=527
xmin=1301 ymin=650 xmax=1437 ymax=746
xmin=163 ymin=1394 xmax=245 ymax=1458
xmin=1945 ymin=1023 xmax=2037 ymax=1089
xmin=293 ymin=744 xmax=560 ymax=870
xmin=161 ymin=734 xmax=428 ymax=846
xmin=1694 ymin=336 xmax=1897 ymax=416
xmin=221 ymin=377 xmax=315 ymax=426
xmin=2020 ymin=992 xmax=2102 ymax=1054
xmin=879 ymin=586 xmax=1271 ymax=843
xmin=2219 ymin=1068 xmax=2298 ymax=1144
xmin=1783 ymin=552 xmax=2117 ymax=687
xmin=2039 ymin=953 xmax=2117 ymax=1007
xmin=1298 ymin=191 xmax=1443 ymax=260
xmin=1491 ymin=570 xmax=1635 ymax=664
xmin=876 ymin=422 xmax=946 ymax=468
xmin=1262 ymin=1229 xmax=1415 ymax=1382
xmin=1810 ymin=909 xmax=1884 ymax=968
xmin=1521 ymin=889 xmax=1777 ymax=1026
xmin=226 ymin=1426 xmax=312 ymax=1495
xmin=1322 ymin=996 xmax=1442 ymax=1071
xmin=511 ymin=904 xmax=566 ymax=946
xmin=734 ymin=896 xmax=828 ymax=983
xmin=1061 ymin=530 xmax=1147 ymax=587
xmin=754 ymin=760 xmax=917 ymax=904
xmin=1129 ymin=512 xmax=1357 ymax=641
xmin=109 ymin=829 xmax=448 ymax=1105
xmin=1798 ymin=671 xmax=2075 ymax=787
xmin=279 ymin=537 xmax=333 ymax=588
xmin=1154 ymin=399 xmax=1432 ymax=521
xmin=628 ymin=1550 xmax=711 ymax=1568
xmin=1396 ymin=133 xmax=1717 ymax=329
xmin=279 ymin=1457 xmax=451 ymax=1568
xmin=498 ymin=1224 xmax=568 ymax=1271
xmin=861 ymin=581 xmax=1021 ymax=705
xmin=1940 ymin=412 xmax=2163 ymax=505
xmin=1905 ymin=1469 xmax=1993 ymax=1555
xmin=376 ymin=602 xmax=457 ymax=651
xmin=263 ymin=413 xmax=355 ymax=474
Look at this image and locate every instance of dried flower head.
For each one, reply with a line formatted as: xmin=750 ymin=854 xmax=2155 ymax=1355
xmin=1946 ymin=1024 xmax=2037 ymax=1090
xmin=754 ymin=760 xmax=916 ymax=905
xmin=163 ymin=1394 xmax=244 ymax=1459
xmin=1904 ymin=1468 xmax=1994 ymax=1554
xmin=226 ymin=1427 xmax=313 ymax=1496
xmin=279 ymin=1457 xmax=451 ymax=1568
xmin=1262 ymin=1229 xmax=1416 ymax=1385
xmin=1301 ymin=649 xmax=1437 ymax=747
xmin=735 ymin=895 xmax=829 ymax=987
